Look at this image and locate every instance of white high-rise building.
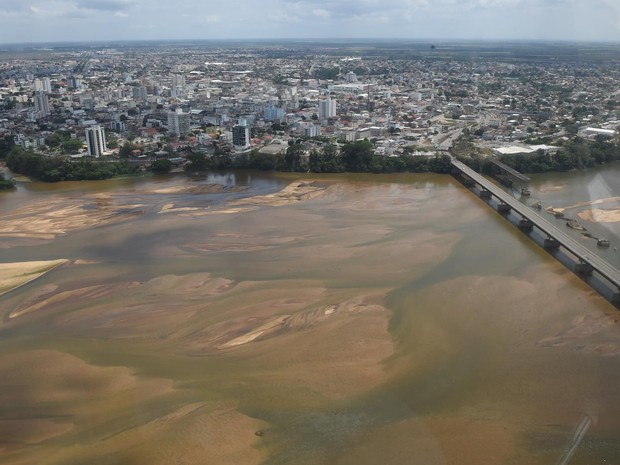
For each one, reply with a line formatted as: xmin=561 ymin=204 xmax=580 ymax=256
xmin=86 ymin=125 xmax=107 ymax=157
xmin=34 ymin=77 xmax=51 ymax=92
xmin=172 ymin=74 xmax=186 ymax=88
xmin=318 ymin=98 xmax=337 ymax=120
xmin=167 ymin=109 xmax=191 ymax=137
xmin=33 ymin=91 xmax=50 ymax=116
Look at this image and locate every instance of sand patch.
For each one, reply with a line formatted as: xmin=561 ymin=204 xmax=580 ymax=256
xmin=184 ymin=233 xmax=303 ymax=252
xmin=207 ymin=294 xmax=393 ymax=406
xmin=146 ymin=183 xmax=247 ymax=195
xmin=0 ymin=259 xmax=68 ymax=297
xmin=539 ymin=184 xmax=567 ymax=193
xmin=218 ymin=315 xmax=291 ymax=348
xmin=0 ymin=196 xmax=146 ymax=240
xmin=578 ymin=208 xmax=620 ymax=223
xmin=227 ymin=181 xmax=328 ymax=207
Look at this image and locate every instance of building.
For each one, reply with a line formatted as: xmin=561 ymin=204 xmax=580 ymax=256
xmin=86 ymin=125 xmax=107 ymax=157
xmin=68 ymin=76 xmax=81 ymax=90
xmin=167 ymin=109 xmax=191 ymax=137
xmin=263 ymin=104 xmax=285 ymax=122
xmin=34 ymin=77 xmax=51 ymax=92
xmin=232 ymin=124 xmax=250 ymax=150
xmin=171 ymin=74 xmax=186 ymax=88
xmin=33 ymin=91 xmax=50 ymax=116
xmin=300 ymin=123 xmax=321 ymax=138
xmin=132 ymin=86 xmax=147 ymax=100
xmin=318 ymin=98 xmax=337 ymax=120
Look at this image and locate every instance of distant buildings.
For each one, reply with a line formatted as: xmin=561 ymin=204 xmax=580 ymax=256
xmin=167 ymin=109 xmax=191 ymax=137
xmin=86 ymin=125 xmax=107 ymax=157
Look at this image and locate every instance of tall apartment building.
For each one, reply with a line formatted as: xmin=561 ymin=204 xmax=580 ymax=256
xmin=167 ymin=109 xmax=191 ymax=137
xmin=171 ymin=74 xmax=186 ymax=88
xmin=318 ymin=98 xmax=337 ymax=119
xmin=34 ymin=77 xmax=51 ymax=92
xmin=33 ymin=91 xmax=50 ymax=116
xmin=263 ymin=104 xmax=285 ymax=122
xmin=86 ymin=125 xmax=107 ymax=157
xmin=132 ymin=86 xmax=148 ymax=100
xmin=232 ymin=124 xmax=250 ymax=150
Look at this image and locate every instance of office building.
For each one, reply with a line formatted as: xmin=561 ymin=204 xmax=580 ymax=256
xmin=167 ymin=109 xmax=191 ymax=137
xmin=232 ymin=124 xmax=250 ymax=150
xmin=86 ymin=125 xmax=107 ymax=157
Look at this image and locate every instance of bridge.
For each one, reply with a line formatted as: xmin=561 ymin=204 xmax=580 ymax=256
xmin=450 ymin=157 xmax=620 ymax=303
xmin=489 ymin=159 xmax=530 ymax=184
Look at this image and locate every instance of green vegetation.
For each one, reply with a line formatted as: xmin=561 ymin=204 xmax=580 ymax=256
xmin=150 ymin=159 xmax=173 ymax=174
xmin=498 ymin=136 xmax=620 ymax=173
xmin=6 ymin=147 xmax=138 ymax=182
xmin=0 ymin=135 xmax=16 ymax=159
xmin=45 ymin=131 xmax=84 ymax=154
xmin=0 ymin=172 xmax=16 ymax=190
xmin=190 ymin=141 xmax=452 ymax=175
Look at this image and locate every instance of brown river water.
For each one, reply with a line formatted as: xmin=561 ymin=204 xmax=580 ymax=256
xmin=1 ymin=167 xmax=620 ymax=465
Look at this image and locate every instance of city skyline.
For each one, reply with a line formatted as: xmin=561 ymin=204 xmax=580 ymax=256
xmin=0 ymin=0 xmax=620 ymax=44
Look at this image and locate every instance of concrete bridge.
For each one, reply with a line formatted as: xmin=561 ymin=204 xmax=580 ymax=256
xmin=451 ymin=157 xmax=620 ymax=304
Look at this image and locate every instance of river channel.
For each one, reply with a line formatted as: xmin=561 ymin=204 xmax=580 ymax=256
xmin=1 ymin=167 xmax=620 ymax=465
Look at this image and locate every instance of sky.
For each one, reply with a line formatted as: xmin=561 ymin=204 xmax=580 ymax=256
xmin=0 ymin=0 xmax=620 ymax=44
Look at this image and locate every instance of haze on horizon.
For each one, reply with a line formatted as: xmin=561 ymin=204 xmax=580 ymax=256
xmin=0 ymin=0 xmax=619 ymax=45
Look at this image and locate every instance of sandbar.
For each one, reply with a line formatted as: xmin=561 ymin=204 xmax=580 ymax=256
xmin=0 ymin=259 xmax=68 ymax=297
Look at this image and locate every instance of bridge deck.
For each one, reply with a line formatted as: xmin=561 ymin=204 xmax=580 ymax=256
xmin=451 ymin=158 xmax=620 ymax=289
xmin=490 ymin=159 xmax=530 ymax=183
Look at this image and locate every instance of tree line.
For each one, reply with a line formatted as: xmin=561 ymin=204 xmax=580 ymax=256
xmin=185 ymin=140 xmax=453 ymax=174
xmin=453 ymin=135 xmax=620 ymax=174
xmin=5 ymin=147 xmax=138 ymax=182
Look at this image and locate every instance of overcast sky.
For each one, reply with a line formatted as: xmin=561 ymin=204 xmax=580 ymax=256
xmin=0 ymin=0 xmax=619 ymax=44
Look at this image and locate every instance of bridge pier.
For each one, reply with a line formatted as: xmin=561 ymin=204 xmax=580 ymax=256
xmin=575 ymin=261 xmax=594 ymax=275
xmin=479 ymin=189 xmax=492 ymax=199
xmin=497 ymin=203 xmax=511 ymax=215
xmin=518 ymin=218 xmax=534 ymax=231
xmin=544 ymin=237 xmax=561 ymax=249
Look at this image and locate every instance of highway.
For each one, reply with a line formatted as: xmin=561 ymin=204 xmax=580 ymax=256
xmin=451 ymin=158 xmax=620 ymax=290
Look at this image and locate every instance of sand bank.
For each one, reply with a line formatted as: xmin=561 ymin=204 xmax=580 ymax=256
xmin=0 ymin=197 xmax=146 ymax=240
xmin=0 ymin=259 xmax=68 ymax=297
xmin=578 ymin=208 xmax=620 ymax=223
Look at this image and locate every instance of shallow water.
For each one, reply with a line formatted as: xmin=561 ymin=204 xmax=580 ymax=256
xmin=1 ymin=169 xmax=620 ymax=465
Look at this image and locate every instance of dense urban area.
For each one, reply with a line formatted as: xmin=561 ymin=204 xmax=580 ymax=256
xmin=2 ymin=40 xmax=620 ymax=187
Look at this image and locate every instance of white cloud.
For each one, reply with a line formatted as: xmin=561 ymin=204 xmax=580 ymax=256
xmin=0 ymin=0 xmax=618 ymax=43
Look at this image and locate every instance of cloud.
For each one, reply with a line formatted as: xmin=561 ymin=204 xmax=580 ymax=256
xmin=76 ymin=0 xmax=129 ymax=12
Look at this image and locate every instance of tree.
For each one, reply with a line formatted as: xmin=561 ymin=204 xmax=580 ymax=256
xmin=0 ymin=172 xmax=15 ymax=190
xmin=61 ymin=138 xmax=83 ymax=154
xmin=341 ymin=140 xmax=374 ymax=172
xmin=119 ymin=142 xmax=134 ymax=158
xmin=285 ymin=144 xmax=305 ymax=172
xmin=0 ymin=135 xmax=16 ymax=159
xmin=184 ymin=152 xmax=208 ymax=172
xmin=150 ymin=159 xmax=173 ymax=174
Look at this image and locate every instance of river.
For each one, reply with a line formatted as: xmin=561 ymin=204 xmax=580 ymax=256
xmin=1 ymin=167 xmax=620 ymax=465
